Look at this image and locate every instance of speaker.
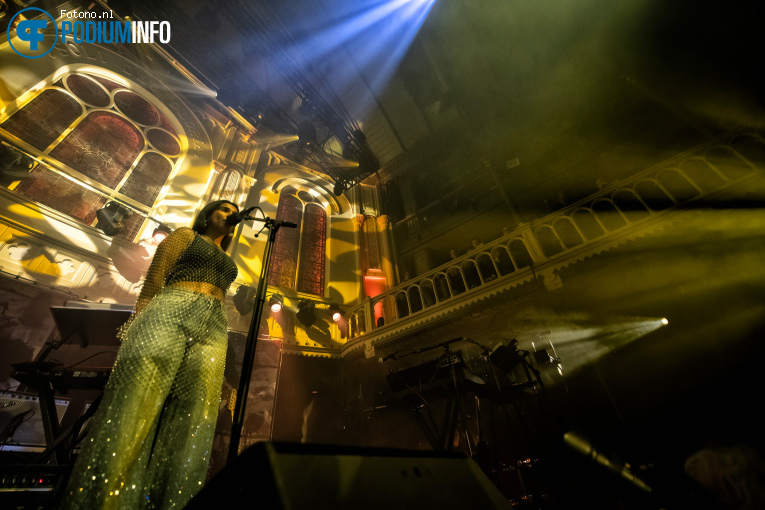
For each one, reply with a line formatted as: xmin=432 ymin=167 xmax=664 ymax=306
xmin=0 ymin=391 xmax=69 ymax=450
xmin=187 ymin=442 xmax=511 ymax=509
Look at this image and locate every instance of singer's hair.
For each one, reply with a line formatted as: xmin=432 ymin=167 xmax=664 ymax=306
xmin=192 ymin=200 xmax=239 ymax=251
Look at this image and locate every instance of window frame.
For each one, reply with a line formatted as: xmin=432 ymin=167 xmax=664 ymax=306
xmin=0 ymin=67 xmax=186 ymax=241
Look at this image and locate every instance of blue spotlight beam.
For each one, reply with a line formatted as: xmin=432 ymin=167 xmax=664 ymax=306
xmin=211 ymin=0 xmax=435 ymax=189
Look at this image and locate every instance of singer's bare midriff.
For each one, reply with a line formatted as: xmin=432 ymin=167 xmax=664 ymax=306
xmin=168 ymin=281 xmax=225 ymax=301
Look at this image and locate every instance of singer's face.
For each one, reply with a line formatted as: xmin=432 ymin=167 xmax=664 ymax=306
xmin=208 ymin=203 xmax=238 ymax=236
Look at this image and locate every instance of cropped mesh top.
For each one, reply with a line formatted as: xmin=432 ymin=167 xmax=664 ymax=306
xmin=135 ymin=227 xmax=238 ymax=314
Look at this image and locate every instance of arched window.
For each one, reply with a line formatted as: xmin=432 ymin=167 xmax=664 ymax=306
xmin=267 ymin=186 xmax=327 ymax=296
xmin=0 ymin=71 xmax=183 ymax=240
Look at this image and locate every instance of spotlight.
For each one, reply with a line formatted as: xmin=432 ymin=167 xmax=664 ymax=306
xmin=0 ymin=143 xmax=35 ymax=184
xmin=152 ymin=224 xmax=172 ymax=243
xmin=233 ymin=285 xmax=256 ymax=315
xmin=329 ymin=303 xmax=343 ymax=322
xmin=296 ymin=300 xmax=316 ymax=328
xmin=96 ymin=201 xmax=133 ymax=236
xmin=661 ymin=318 xmax=669 ymax=325
xmin=297 ymin=120 xmax=317 ymax=146
xmin=333 ymin=179 xmax=347 ymax=196
xmin=269 ymin=293 xmax=283 ymax=313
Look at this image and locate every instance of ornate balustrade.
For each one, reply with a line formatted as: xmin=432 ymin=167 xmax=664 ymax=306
xmin=342 ymin=130 xmax=765 ymax=349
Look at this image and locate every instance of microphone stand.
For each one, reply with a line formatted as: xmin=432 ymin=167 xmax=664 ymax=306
xmin=227 ymin=210 xmax=295 ymax=464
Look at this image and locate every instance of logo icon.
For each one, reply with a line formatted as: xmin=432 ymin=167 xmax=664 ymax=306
xmin=7 ymin=8 xmax=59 ymax=59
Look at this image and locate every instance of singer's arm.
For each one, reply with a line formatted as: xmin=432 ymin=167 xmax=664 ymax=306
xmin=134 ymin=227 xmax=194 ymax=315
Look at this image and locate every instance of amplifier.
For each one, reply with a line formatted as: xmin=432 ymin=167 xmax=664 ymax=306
xmin=0 ymin=391 xmax=69 ymax=450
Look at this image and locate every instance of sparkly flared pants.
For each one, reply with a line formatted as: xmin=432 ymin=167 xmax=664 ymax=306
xmin=61 ymin=288 xmax=228 ymax=510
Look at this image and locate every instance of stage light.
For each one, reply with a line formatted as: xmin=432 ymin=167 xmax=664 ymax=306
xmin=333 ymin=180 xmax=347 ymax=196
xmin=297 ymin=120 xmax=317 ymax=146
xmin=0 ymin=143 xmax=35 ymax=184
xmin=96 ymin=201 xmax=133 ymax=236
xmin=296 ymin=300 xmax=316 ymax=328
xmin=269 ymin=293 xmax=283 ymax=313
xmin=329 ymin=303 xmax=343 ymax=322
xmin=233 ymin=285 xmax=256 ymax=315
xmin=661 ymin=318 xmax=669 ymax=325
xmin=152 ymin=224 xmax=172 ymax=243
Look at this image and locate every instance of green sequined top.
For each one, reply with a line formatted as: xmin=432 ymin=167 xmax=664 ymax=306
xmin=135 ymin=227 xmax=237 ymax=314
xmin=165 ymin=233 xmax=238 ymax=291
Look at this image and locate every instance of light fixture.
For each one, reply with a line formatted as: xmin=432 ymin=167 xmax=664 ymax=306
xmin=269 ymin=293 xmax=283 ymax=313
xmin=333 ymin=179 xmax=347 ymax=196
xmin=297 ymin=120 xmax=317 ymax=146
xmin=0 ymin=143 xmax=35 ymax=184
xmin=328 ymin=303 xmax=343 ymax=322
xmin=661 ymin=318 xmax=669 ymax=325
xmin=152 ymin=224 xmax=172 ymax=243
xmin=296 ymin=300 xmax=316 ymax=328
xmin=96 ymin=201 xmax=133 ymax=236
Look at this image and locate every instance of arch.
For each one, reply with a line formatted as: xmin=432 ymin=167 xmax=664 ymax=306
xmin=612 ymin=189 xmax=650 ymax=223
xmin=508 ymin=239 xmax=533 ymax=268
xmin=535 ymin=225 xmax=564 ymax=256
xmin=730 ymin=134 xmax=765 ymax=170
xmin=395 ymin=291 xmax=410 ymax=318
xmin=1 ymin=67 xmax=190 ymax=242
xmin=420 ymin=279 xmax=437 ymax=307
xmin=592 ymin=199 xmax=627 ymax=231
xmin=678 ymin=157 xmax=726 ymax=192
xmin=491 ymin=246 xmax=515 ymax=276
xmin=408 ymin=286 xmax=424 ymax=313
xmin=705 ymin=145 xmax=753 ymax=181
xmin=656 ymin=168 xmax=700 ymax=202
xmin=349 ymin=310 xmax=366 ymax=338
xmin=475 ymin=253 xmax=499 ymax=282
xmin=447 ymin=266 xmax=466 ymax=295
xmin=572 ymin=209 xmax=604 ymax=240
xmin=633 ymin=180 xmax=674 ymax=211
xmin=270 ymin=173 xmax=343 ymax=215
xmin=552 ymin=217 xmax=584 ymax=249
xmin=433 ymin=273 xmax=451 ymax=301
xmin=461 ymin=260 xmax=483 ymax=289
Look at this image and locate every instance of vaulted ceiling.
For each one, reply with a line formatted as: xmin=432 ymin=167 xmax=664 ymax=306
xmin=118 ymin=0 xmax=762 ymax=209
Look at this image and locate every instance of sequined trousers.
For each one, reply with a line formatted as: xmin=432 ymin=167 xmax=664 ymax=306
xmin=61 ymin=287 xmax=228 ymax=510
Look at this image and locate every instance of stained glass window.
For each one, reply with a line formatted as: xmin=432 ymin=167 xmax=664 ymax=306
xmin=267 ymin=187 xmax=327 ymax=296
xmin=0 ymin=71 xmax=182 ymax=241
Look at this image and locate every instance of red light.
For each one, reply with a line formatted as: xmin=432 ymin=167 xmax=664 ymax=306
xmin=39 ymin=478 xmax=44 ymax=484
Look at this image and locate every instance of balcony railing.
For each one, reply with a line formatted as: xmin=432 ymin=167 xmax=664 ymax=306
xmin=343 ymin=130 xmax=765 ymax=349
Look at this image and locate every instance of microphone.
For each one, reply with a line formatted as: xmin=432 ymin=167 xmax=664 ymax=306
xmin=226 ymin=206 xmax=258 ymax=226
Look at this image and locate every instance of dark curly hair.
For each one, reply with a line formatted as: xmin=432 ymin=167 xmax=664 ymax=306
xmin=192 ymin=200 xmax=239 ymax=251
